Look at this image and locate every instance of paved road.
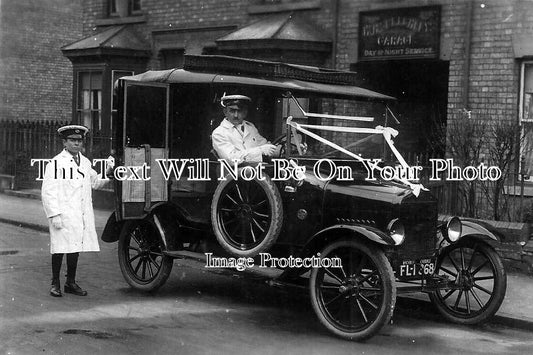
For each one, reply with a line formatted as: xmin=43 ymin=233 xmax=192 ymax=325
xmin=1 ymin=222 xmax=532 ymax=354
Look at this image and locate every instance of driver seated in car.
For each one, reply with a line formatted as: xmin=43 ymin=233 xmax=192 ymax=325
xmin=212 ymin=94 xmax=279 ymax=164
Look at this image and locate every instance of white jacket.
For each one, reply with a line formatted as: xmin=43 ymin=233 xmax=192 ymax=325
xmin=212 ymin=119 xmax=269 ymax=163
xmin=41 ymin=150 xmax=106 ymax=254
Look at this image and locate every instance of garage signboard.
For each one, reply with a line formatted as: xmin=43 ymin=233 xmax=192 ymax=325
xmin=358 ymin=6 xmax=441 ymax=61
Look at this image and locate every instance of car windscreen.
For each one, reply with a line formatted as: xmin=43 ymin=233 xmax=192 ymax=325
xmin=285 ymin=98 xmax=401 ymax=166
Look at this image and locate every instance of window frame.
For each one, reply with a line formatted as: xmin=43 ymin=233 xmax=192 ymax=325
xmin=518 ymin=61 xmax=533 ymax=182
xmin=108 ymin=0 xmax=118 ymax=17
xmin=130 ymin=0 xmax=142 ymax=15
xmin=108 ymin=0 xmax=142 ymax=18
xmin=76 ymin=70 xmax=103 ymax=156
xmin=76 ymin=71 xmax=103 ymax=131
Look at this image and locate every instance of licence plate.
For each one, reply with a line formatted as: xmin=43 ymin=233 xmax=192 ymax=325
xmin=398 ymin=258 xmax=435 ymax=279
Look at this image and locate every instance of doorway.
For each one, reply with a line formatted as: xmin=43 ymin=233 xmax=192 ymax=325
xmin=352 ymin=60 xmax=449 ymax=159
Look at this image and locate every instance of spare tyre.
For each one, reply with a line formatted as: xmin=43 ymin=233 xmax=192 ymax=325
xmin=211 ymin=172 xmax=283 ymax=257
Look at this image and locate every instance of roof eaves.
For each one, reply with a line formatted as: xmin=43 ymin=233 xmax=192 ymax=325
xmin=100 ymin=25 xmax=127 ymax=47
xmin=62 ymin=47 xmax=151 ymax=59
xmin=271 ymin=12 xmax=293 ymax=40
xmin=216 ymin=38 xmax=331 ymax=52
xmin=60 ymin=26 xmax=123 ymax=51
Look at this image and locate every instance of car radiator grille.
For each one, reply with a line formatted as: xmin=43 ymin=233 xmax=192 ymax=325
xmin=395 ymin=202 xmax=437 ymax=259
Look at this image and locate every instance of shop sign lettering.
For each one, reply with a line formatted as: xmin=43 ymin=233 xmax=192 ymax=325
xmin=358 ymin=6 xmax=441 ymax=61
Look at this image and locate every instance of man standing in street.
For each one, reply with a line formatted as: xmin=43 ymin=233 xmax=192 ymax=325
xmin=212 ymin=94 xmax=279 ymax=163
xmin=41 ymin=125 xmax=110 ymax=297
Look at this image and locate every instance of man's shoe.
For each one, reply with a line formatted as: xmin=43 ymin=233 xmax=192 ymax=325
xmin=50 ymin=284 xmax=62 ymax=297
xmin=64 ymin=282 xmax=87 ymax=296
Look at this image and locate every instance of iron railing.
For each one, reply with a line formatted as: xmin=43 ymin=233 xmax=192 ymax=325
xmin=0 ymin=120 xmax=67 ymax=189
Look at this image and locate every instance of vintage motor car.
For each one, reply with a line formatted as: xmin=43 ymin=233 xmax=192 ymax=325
xmin=101 ymin=55 xmax=507 ymax=341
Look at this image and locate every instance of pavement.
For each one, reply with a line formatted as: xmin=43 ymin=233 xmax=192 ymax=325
xmin=1 ymin=190 xmax=533 ymax=332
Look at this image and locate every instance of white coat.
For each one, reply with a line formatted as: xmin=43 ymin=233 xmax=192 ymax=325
xmin=41 ymin=150 xmax=106 ymax=254
xmin=212 ymin=119 xmax=269 ymax=163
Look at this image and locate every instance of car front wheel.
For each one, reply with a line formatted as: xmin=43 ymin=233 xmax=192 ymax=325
xmin=310 ymin=239 xmax=396 ymax=341
xmin=429 ymin=239 xmax=506 ymax=324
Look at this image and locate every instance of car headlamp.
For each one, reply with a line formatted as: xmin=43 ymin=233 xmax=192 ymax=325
xmin=387 ymin=218 xmax=405 ymax=245
xmin=445 ymin=216 xmax=462 ymax=242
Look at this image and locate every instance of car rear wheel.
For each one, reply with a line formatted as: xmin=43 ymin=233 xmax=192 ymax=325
xmin=211 ymin=173 xmax=283 ymax=257
xmin=429 ymin=239 xmax=506 ymax=324
xmin=118 ymin=219 xmax=173 ymax=291
xmin=310 ymin=240 xmax=396 ymax=341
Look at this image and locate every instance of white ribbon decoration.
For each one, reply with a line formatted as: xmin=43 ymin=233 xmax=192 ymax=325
xmin=288 ymin=119 xmax=427 ymax=197
xmin=290 ymin=95 xmax=374 ymax=122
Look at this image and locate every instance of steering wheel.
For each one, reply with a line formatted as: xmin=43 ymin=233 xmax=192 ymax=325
xmin=272 ymin=133 xmax=306 ymax=157
xmin=271 ymin=133 xmax=288 ymax=157
xmin=271 ymin=133 xmax=286 ymax=145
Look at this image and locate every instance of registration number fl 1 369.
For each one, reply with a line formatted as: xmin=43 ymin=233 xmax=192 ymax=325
xmin=398 ymin=258 xmax=435 ymax=278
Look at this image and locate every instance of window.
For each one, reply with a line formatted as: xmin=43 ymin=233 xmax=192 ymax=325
xmin=519 ymin=62 xmax=533 ymax=181
xmin=131 ymin=0 xmax=142 ymax=14
xmin=77 ymin=72 xmax=102 ymax=132
xmin=109 ymin=0 xmax=117 ymax=16
xmin=108 ymin=0 xmax=142 ymax=17
xmin=77 ymin=71 xmax=102 ymax=156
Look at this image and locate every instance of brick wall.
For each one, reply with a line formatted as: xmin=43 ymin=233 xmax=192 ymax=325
xmin=78 ymin=0 xmax=533 ymax=154
xmin=0 ymin=0 xmax=83 ymax=122
xmin=333 ymin=0 xmax=532 ymax=158
xmin=82 ymin=0 xmax=250 ymax=37
xmin=334 ymin=1 xmax=514 ymax=117
xmin=81 ymin=0 xmax=335 ymax=69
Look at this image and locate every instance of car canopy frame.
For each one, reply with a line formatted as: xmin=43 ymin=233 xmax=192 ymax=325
xmin=120 ymin=55 xmax=396 ymax=102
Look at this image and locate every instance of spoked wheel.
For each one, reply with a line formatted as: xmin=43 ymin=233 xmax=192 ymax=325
xmin=429 ymin=239 xmax=506 ymax=324
xmin=118 ymin=219 xmax=173 ymax=291
xmin=211 ymin=174 xmax=283 ymax=257
xmin=310 ymin=240 xmax=396 ymax=341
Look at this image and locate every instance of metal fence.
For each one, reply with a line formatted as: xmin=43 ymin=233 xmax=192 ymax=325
xmin=0 ymin=119 xmax=67 ymax=189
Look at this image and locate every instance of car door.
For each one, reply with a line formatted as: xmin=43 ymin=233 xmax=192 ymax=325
xmin=120 ymin=81 xmax=169 ymax=219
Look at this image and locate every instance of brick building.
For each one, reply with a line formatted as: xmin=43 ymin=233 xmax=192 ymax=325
xmin=0 ymin=0 xmax=82 ymax=123
xmin=64 ymin=0 xmax=533 ymax=189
